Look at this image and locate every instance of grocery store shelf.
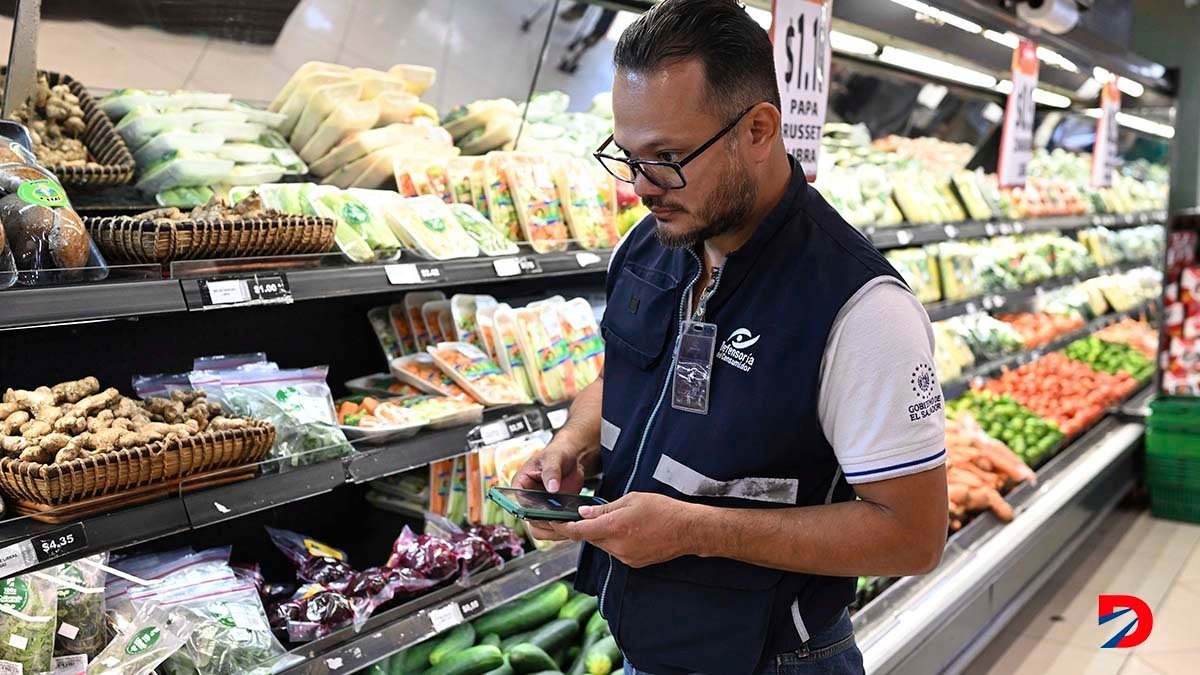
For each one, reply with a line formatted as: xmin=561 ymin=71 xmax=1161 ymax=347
xmin=940 ymin=301 xmax=1158 ymax=401
xmin=867 ymin=211 xmax=1166 ymax=251
xmin=0 ymin=279 xmax=188 ymax=330
xmin=0 ymin=404 xmax=563 ymax=579
xmin=279 ymin=542 xmax=580 ymax=674
xmin=854 ymin=399 xmax=1147 ymax=675
xmin=923 ymin=259 xmax=1155 ymax=323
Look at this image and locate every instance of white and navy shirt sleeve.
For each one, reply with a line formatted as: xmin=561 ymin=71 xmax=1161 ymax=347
xmin=818 ymin=276 xmax=946 ymax=485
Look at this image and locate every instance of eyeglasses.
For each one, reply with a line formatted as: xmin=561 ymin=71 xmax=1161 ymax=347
xmin=593 ymin=104 xmax=757 ymax=190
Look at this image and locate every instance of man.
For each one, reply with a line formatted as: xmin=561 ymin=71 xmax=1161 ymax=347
xmin=515 ymin=1 xmax=948 ymax=673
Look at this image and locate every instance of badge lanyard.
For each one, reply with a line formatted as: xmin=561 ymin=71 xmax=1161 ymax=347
xmin=672 ymin=267 xmax=720 ymax=415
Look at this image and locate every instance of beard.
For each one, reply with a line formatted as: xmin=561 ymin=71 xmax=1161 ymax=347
xmin=649 ymin=162 xmax=757 ymax=249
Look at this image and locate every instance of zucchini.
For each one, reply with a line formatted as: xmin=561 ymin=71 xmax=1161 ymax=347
xmin=425 ymin=645 xmax=505 ymax=675
xmin=584 ymin=636 xmax=621 ymax=675
xmin=558 ymin=594 xmax=598 ymax=626
xmin=480 ymin=633 xmax=503 ymax=648
xmin=431 ymin=623 xmax=478 ymax=665
xmin=526 ymin=619 xmax=580 ymax=655
xmin=481 ymin=656 xmax=515 ymax=675
xmin=584 ymin=611 xmax=608 ymax=639
xmin=403 ymin=638 xmax=439 ymax=671
xmin=507 ymin=643 xmax=560 ymax=673
xmin=474 ymin=582 xmax=571 ymax=637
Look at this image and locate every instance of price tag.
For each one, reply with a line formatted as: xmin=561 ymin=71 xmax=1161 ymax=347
xmin=1092 ymin=78 xmax=1120 ymax=188
xmin=547 ymin=408 xmax=569 ymax=430
xmin=57 ymin=623 xmax=79 ymax=640
xmin=895 ymin=230 xmax=913 ymax=246
xmin=998 ymin=39 xmax=1038 ymax=187
xmin=0 ymin=539 xmax=39 ymax=578
xmin=992 ymin=294 xmax=1007 ymax=308
xmin=492 ymin=257 xmax=542 ymax=278
xmin=999 ymin=222 xmax=1014 ymax=235
xmin=385 ymin=263 xmax=446 ymax=285
xmin=31 ymin=523 xmax=87 ymax=563
xmin=772 ymin=0 xmax=833 ymax=180
xmin=478 ymin=421 xmax=510 ymax=446
xmin=457 ymin=591 xmax=485 ymax=620
xmin=52 ymin=654 xmax=88 ymax=675
xmin=982 ymin=296 xmax=995 ymax=310
xmin=985 ymin=224 xmax=997 ymax=236
xmin=965 ymin=302 xmax=978 ymax=314
xmin=199 ymin=274 xmax=291 ymax=308
xmin=943 ymin=225 xmax=959 ymax=239
xmin=324 ymin=657 xmax=345 ymax=671
xmin=429 ymin=602 xmax=465 ymax=633
xmin=8 ymin=635 xmax=27 ymax=651
xmin=576 ymin=252 xmax=602 ymax=268
xmin=1013 ymin=222 xmax=1025 ymax=234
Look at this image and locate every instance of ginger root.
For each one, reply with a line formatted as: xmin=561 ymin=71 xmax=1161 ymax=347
xmin=21 ymin=420 xmax=51 ymax=439
xmin=87 ymin=409 xmax=114 ymax=433
xmin=71 ymin=388 xmax=120 ymax=417
xmin=109 ymin=398 xmax=139 ymax=420
xmin=207 ymin=416 xmax=248 ymax=431
xmin=0 ymin=403 xmax=17 ymax=419
xmin=34 ymin=406 xmax=64 ymax=425
xmin=53 ymin=415 xmax=87 ymax=435
xmin=38 ymin=433 xmax=70 ymax=454
xmin=0 ymin=436 xmax=28 ymax=455
xmin=1 ymin=411 xmax=29 ymax=435
xmin=51 ymin=376 xmax=100 ymax=405
xmin=145 ymin=397 xmax=185 ymax=423
xmin=8 ymin=387 xmax=56 ymax=414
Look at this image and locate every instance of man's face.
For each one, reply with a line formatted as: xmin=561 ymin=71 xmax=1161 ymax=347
xmin=611 ymin=59 xmax=756 ymax=249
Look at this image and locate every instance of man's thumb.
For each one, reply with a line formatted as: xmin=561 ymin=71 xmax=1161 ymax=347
xmin=579 ymin=500 xmax=619 ymax=519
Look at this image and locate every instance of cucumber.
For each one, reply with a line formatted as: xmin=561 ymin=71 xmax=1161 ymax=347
xmin=431 ymin=623 xmax=478 ymax=665
xmin=507 ymin=643 xmax=560 ymax=673
xmin=403 ymin=638 xmax=438 ymax=671
xmin=481 ymin=656 xmax=515 ymax=675
xmin=475 ymin=582 xmax=571 ymax=637
xmin=526 ymin=619 xmax=580 ymax=654
xmin=425 ymin=645 xmax=505 ymax=675
xmin=584 ymin=636 xmax=621 ymax=675
xmin=501 ymin=630 xmax=536 ymax=652
xmin=567 ymin=629 xmax=601 ymax=675
xmin=480 ymin=633 xmax=503 ymax=648
xmin=584 ymin=611 xmax=608 ymax=639
xmin=386 ymin=651 xmax=406 ymax=675
xmin=558 ymin=595 xmax=598 ymax=626
xmin=364 ymin=663 xmax=388 ymax=675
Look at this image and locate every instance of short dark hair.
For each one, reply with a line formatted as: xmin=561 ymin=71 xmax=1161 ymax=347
xmin=613 ymin=0 xmax=781 ymax=118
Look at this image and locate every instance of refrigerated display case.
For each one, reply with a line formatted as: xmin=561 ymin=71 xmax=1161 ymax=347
xmin=0 ymin=1 xmax=1179 ymax=673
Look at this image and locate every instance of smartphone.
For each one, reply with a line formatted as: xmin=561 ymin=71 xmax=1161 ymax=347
xmin=487 ymin=487 xmax=607 ymax=522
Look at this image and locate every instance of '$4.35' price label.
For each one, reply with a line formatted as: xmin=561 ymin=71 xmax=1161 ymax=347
xmin=31 ymin=523 xmax=88 ymax=563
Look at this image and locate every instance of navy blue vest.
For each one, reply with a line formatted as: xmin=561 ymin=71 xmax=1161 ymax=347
xmin=576 ymin=161 xmax=904 ymax=674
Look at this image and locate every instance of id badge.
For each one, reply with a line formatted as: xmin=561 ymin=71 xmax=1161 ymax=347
xmin=672 ymin=321 xmax=717 ymax=414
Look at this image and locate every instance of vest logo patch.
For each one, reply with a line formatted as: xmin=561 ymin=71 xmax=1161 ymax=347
xmin=908 ymin=363 xmax=943 ymax=421
xmin=717 ymin=328 xmax=758 ymax=372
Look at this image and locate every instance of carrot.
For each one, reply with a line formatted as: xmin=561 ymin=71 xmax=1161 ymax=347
xmin=361 ymin=397 xmax=381 ymax=414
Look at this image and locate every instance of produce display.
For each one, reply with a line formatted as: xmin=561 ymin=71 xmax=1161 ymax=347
xmin=6 ymin=73 xmax=91 ymax=167
xmin=944 ymin=413 xmax=1035 ymax=530
xmin=997 ymin=311 xmax=1085 ymax=348
xmin=979 ymin=352 xmax=1140 ymax=438
xmin=1093 ymin=318 xmax=1158 ymax=359
xmin=442 ymin=91 xmax=612 ymax=159
xmin=1064 ymin=335 xmax=1156 ymax=381
xmin=948 ymin=390 xmax=1065 ymax=467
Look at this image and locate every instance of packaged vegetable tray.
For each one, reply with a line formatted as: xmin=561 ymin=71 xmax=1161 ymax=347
xmin=427 ymin=342 xmax=530 ymax=406
xmin=555 ymin=297 xmax=605 ymax=390
xmin=491 ymin=305 xmax=537 ymax=401
xmin=397 ymin=194 xmax=481 ymax=260
xmin=395 ymin=395 xmax=484 ymax=430
xmin=553 ymin=155 xmax=620 ymax=249
xmin=447 ymin=203 xmax=519 ymax=256
xmin=502 ymin=153 xmax=570 ymax=253
xmin=306 ymin=184 xmax=402 ymax=260
xmin=483 ymin=153 xmax=522 ymax=243
xmin=390 ymin=353 xmax=477 ymax=403
xmin=404 ymin=291 xmax=446 ymax=351
xmin=513 ymin=305 xmax=577 ymax=405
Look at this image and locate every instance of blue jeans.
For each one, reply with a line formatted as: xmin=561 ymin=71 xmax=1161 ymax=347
xmin=623 ymin=609 xmax=864 ymax=675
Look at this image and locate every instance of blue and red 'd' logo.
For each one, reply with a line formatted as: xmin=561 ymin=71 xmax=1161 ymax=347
xmin=1098 ymin=594 xmax=1153 ymax=648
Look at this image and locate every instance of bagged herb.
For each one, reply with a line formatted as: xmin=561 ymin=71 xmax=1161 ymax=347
xmin=0 ymin=574 xmax=58 ymax=673
xmin=87 ymin=603 xmax=194 ymax=675
xmin=45 ymin=554 xmax=108 ymax=659
xmin=159 ymin=580 xmax=298 ymax=675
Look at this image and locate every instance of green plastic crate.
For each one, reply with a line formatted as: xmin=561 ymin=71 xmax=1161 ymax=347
xmin=1145 ymin=397 xmax=1200 ymax=523
xmin=1150 ymin=487 xmax=1200 ymax=524
xmin=1146 ymin=397 xmax=1200 ymax=458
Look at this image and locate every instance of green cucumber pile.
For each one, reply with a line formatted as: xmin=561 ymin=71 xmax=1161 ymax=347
xmin=1063 ymin=336 xmax=1156 ymax=381
xmin=356 ymin=583 xmax=619 ymax=675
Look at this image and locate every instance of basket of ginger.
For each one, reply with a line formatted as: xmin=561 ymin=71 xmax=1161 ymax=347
xmin=0 ymin=376 xmax=273 ymax=519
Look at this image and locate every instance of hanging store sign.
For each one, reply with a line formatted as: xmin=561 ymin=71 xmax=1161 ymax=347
xmin=1091 ymin=78 xmax=1120 ymax=188
xmin=998 ymin=39 xmax=1039 ymax=187
xmin=771 ymin=0 xmax=833 ymax=180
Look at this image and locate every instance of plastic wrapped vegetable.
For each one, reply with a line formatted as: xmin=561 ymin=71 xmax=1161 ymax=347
xmin=87 ymin=603 xmax=195 ymax=675
xmin=514 ymin=305 xmax=577 ymax=405
xmin=390 ymin=353 xmax=477 ymax=403
xmin=491 ymin=305 xmax=537 ymax=400
xmin=483 ymin=153 xmax=522 ymax=242
xmin=553 ymin=156 xmax=619 ymax=249
xmin=422 ymin=299 xmax=453 ymax=345
xmin=385 ymin=526 xmax=460 ymax=583
xmin=396 ymin=195 xmax=481 ymax=260
xmin=555 ymin=298 xmax=605 ymax=391
xmin=158 ymin=579 xmax=296 ymax=675
xmin=404 ymin=291 xmax=446 ymax=351
xmin=216 ymin=367 xmax=353 ymax=465
xmin=467 ymin=524 xmax=525 ymax=560
xmin=266 ymin=527 xmax=358 ymax=593
xmin=0 ymin=574 xmax=57 ymax=672
xmin=447 ymin=204 xmax=519 ymax=256
xmin=503 ymin=153 xmax=569 ymax=253
xmin=428 ymin=342 xmax=530 ymax=406
xmin=450 ymin=293 xmax=495 ymax=352
xmin=307 ymin=185 xmax=402 ymax=257
xmin=47 ymin=554 xmax=108 ymax=659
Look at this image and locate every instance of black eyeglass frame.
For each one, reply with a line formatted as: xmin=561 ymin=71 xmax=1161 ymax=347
xmin=592 ymin=104 xmax=758 ymax=190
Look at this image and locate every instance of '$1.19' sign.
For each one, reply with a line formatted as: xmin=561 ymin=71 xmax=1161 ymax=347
xmin=772 ymin=0 xmax=832 ymax=178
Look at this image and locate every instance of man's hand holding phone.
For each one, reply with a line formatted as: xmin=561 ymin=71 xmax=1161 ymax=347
xmin=514 ymin=435 xmax=589 ymax=540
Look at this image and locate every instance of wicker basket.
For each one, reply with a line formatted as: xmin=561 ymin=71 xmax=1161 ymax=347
xmin=85 ymin=215 xmax=338 ymax=263
xmin=0 ymin=420 xmax=274 ymax=507
xmin=0 ymin=68 xmax=137 ymax=187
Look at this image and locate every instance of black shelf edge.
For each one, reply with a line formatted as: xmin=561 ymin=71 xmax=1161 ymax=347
xmin=923 ymin=259 xmax=1156 ymax=323
xmin=867 ymin=210 xmax=1166 ymax=252
xmin=0 ymin=279 xmax=187 ymax=330
xmin=279 ymin=543 xmax=580 ymax=675
xmin=0 ymin=405 xmax=556 ymax=579
xmin=940 ymin=301 xmax=1159 ymax=401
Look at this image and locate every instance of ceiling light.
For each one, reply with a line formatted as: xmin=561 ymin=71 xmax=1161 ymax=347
xmin=1033 ymin=88 xmax=1072 ymax=108
xmin=1117 ymin=77 xmax=1145 ymax=98
xmin=1035 ymin=46 xmax=1079 ymax=73
xmin=829 ymin=30 xmax=879 ymax=56
xmin=995 ymin=80 xmax=1013 ymax=94
xmin=878 ymin=46 xmax=997 ymax=88
xmin=983 ymin=29 xmax=1020 ymax=48
xmin=887 ymin=0 xmax=983 ymax=34
xmin=1083 ymin=108 xmax=1175 ymax=138
xmin=1093 ymin=66 xmax=1112 ymax=82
